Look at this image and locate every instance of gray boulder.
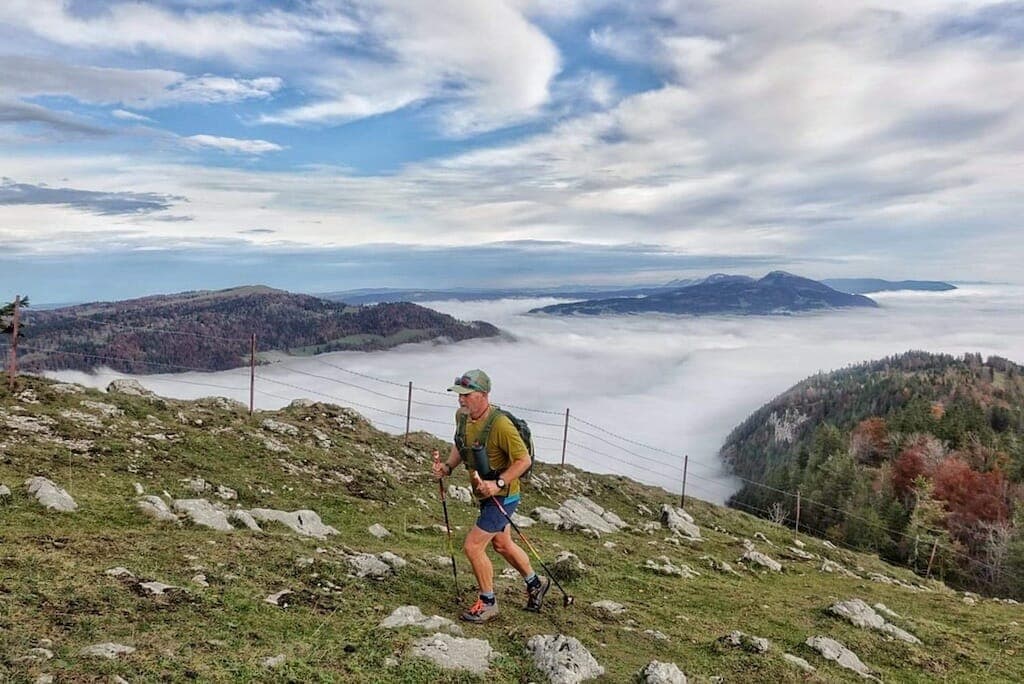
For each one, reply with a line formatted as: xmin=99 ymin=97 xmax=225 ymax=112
xmin=173 ymin=499 xmax=233 ymax=531
xmin=448 ymin=485 xmax=472 ymax=504
xmin=106 ymin=379 xmax=154 ymax=396
xmin=829 ymin=598 xmax=920 ymax=644
xmin=25 ymin=477 xmax=77 ymax=512
xmin=79 ymin=642 xmax=136 ymax=659
xmin=805 ymin=636 xmax=879 ymax=681
xmin=532 ymin=506 xmax=564 ymax=526
xmin=720 ymin=630 xmax=770 ymax=653
xmin=739 ymin=549 xmax=782 ymax=572
xmin=557 ymin=497 xmax=625 ymax=534
xmin=136 ymin=496 xmax=179 ymax=523
xmin=261 ymin=418 xmax=300 ymax=437
xmin=660 ymin=505 xmax=701 ymax=540
xmin=381 ymin=605 xmax=463 ymax=635
xmin=228 ymin=509 xmax=262 ymax=531
xmin=641 ymin=660 xmax=687 ymax=684
xmin=410 ymin=632 xmax=496 ymax=675
xmin=346 ymin=553 xmax=394 ymax=579
xmin=0 ymin=484 xmax=11 ymax=501
xmin=368 ymin=523 xmax=391 ymax=539
xmin=644 ymin=556 xmax=699 ymax=579
xmin=527 ymin=634 xmax=604 ymax=683
xmin=590 ymin=600 xmax=626 ymax=618
xmin=783 ymin=653 xmax=815 ymax=673
xmin=249 ymin=508 xmax=338 ymax=539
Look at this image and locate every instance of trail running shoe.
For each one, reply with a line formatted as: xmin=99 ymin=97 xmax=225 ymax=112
xmin=461 ymin=598 xmax=500 ymax=623
xmin=525 ymin=576 xmax=551 ymax=612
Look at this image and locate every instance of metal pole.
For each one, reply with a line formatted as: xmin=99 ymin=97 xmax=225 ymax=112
xmin=8 ymin=295 xmax=20 ymax=391
xmin=680 ymin=454 xmax=688 ymax=508
xmin=404 ymin=381 xmax=413 ymax=444
xmin=560 ymin=408 xmax=570 ymax=466
xmin=249 ymin=333 xmax=256 ymax=416
xmin=795 ymin=489 xmax=801 ymax=535
xmin=925 ymin=539 xmax=939 ymax=578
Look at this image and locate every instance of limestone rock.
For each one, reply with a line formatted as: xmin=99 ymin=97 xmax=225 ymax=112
xmin=532 ymin=506 xmax=564 ymax=526
xmin=640 ymin=660 xmax=687 ymax=684
xmin=249 ymin=508 xmax=338 ymax=539
xmin=215 ymin=485 xmax=237 ymax=501
xmin=557 ymin=496 xmax=625 ymax=534
xmin=261 ymin=418 xmax=299 ymax=437
xmin=661 ymin=505 xmax=701 ymax=540
xmin=783 ymin=653 xmax=815 ymax=672
xmin=820 ymin=559 xmax=858 ymax=577
xmin=739 ymin=549 xmax=782 ymax=572
xmin=551 ymin=551 xmax=587 ymax=580
xmin=198 ymin=396 xmax=248 ymax=412
xmin=591 ymin=600 xmax=626 ymax=618
xmin=25 ymin=477 xmax=78 ymax=512
xmin=448 ymin=485 xmax=472 ymax=504
xmin=139 ymin=581 xmax=177 ymax=596
xmin=106 ymin=379 xmax=154 ymax=397
xmin=51 ymin=382 xmax=86 ymax=394
xmin=829 ymin=598 xmax=920 ymax=644
xmin=228 ymin=509 xmax=262 ymax=532
xmin=511 ymin=512 xmax=535 ymax=528
xmin=174 ymin=499 xmax=233 ymax=531
xmin=265 ymin=590 xmax=293 ymax=606
xmin=0 ymin=484 xmax=11 ymax=500
xmin=79 ymin=642 xmax=136 ymax=659
xmin=368 ymin=523 xmax=391 ymax=539
xmin=80 ymin=400 xmax=124 ymax=417
xmin=410 ymin=632 xmax=496 ymax=675
xmin=346 ymin=553 xmax=394 ymax=579
xmin=137 ymin=496 xmax=179 ymax=523
xmin=527 ymin=634 xmax=604 ymax=683
xmin=379 ymin=551 xmax=407 ymax=570
xmin=262 ymin=654 xmax=287 ymax=669
xmin=381 ymin=605 xmax=463 ymax=635
xmin=805 ymin=636 xmax=879 ymax=681
xmin=720 ymin=630 xmax=770 ymax=653
xmin=644 ymin=556 xmax=699 ymax=578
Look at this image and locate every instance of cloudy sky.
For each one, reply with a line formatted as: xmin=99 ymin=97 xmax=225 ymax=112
xmin=2 ymin=1 xmax=1023 ymax=303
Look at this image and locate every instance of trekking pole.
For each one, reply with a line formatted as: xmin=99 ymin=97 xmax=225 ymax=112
xmin=486 ymin=487 xmax=574 ymax=608
xmin=434 ymin=450 xmax=460 ymax=600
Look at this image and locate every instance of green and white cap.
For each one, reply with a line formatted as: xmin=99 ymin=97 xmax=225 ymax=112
xmin=448 ymin=369 xmax=491 ymax=394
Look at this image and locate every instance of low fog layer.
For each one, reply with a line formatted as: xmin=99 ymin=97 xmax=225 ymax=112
xmin=52 ymin=285 xmax=1024 ymax=504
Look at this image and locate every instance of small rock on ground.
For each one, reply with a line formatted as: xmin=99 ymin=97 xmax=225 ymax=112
xmin=410 ymin=632 xmax=496 ymax=675
xmin=805 ymin=635 xmax=879 ymax=681
xmin=79 ymin=642 xmax=136 ymax=659
xmin=527 ymin=634 xmax=605 ymax=684
xmin=641 ymin=660 xmax=687 ymax=684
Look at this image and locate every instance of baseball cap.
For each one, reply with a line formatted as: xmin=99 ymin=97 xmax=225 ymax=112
xmin=448 ymin=369 xmax=491 ymax=394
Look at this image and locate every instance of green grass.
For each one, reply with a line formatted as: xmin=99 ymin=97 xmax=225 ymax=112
xmin=2 ymin=375 xmax=1023 ymax=682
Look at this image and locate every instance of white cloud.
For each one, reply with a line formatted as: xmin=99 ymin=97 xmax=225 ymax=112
xmin=112 ymin=109 xmax=154 ymax=122
xmin=182 ymin=135 xmax=283 ymax=154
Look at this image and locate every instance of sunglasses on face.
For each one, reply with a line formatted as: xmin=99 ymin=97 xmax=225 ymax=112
xmin=454 ymin=375 xmax=483 ymax=391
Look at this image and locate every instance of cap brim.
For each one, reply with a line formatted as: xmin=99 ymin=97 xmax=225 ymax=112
xmin=447 ymin=385 xmax=475 ymax=394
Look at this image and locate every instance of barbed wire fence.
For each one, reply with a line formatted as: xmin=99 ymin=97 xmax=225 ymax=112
xmin=1 ymin=303 xmax=1011 ymax=589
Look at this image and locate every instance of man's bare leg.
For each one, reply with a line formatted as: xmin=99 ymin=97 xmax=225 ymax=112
xmin=464 ymin=525 xmax=497 ymax=594
xmin=491 ymin=524 xmax=533 ymax=577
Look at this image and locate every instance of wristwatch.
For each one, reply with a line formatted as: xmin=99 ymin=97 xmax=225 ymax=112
xmin=496 ymin=477 xmax=506 ymax=489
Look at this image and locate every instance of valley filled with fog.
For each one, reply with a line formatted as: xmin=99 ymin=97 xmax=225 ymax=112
xmin=53 ymin=285 xmax=1024 ymax=504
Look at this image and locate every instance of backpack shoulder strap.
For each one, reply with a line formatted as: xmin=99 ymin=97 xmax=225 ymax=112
xmin=477 ymin=407 xmax=504 ymax=447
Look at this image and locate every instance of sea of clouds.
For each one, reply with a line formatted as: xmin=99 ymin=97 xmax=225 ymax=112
xmin=53 ymin=285 xmax=1024 ymax=504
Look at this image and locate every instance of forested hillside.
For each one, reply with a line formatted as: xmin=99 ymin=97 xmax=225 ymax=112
xmin=13 ymin=286 xmax=499 ymax=374
xmin=722 ymin=351 xmax=1024 ymax=597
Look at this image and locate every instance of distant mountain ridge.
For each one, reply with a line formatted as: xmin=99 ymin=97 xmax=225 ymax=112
xmin=529 ymin=271 xmax=878 ymax=316
xmin=19 ymin=285 xmax=499 ymax=374
xmin=319 ymin=283 xmax=680 ymax=305
xmin=823 ymin=278 xmax=956 ymax=294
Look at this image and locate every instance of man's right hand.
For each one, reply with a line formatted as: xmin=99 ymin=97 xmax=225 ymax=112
xmin=432 ymin=450 xmax=446 ymax=480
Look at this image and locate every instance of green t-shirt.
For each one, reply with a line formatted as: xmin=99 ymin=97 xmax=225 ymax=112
xmin=456 ymin=406 xmax=529 ymax=498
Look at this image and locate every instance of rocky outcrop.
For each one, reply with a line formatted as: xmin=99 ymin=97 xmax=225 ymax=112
xmin=410 ymin=633 xmax=496 ymax=675
xmin=640 ymin=660 xmax=687 ymax=683
xmin=25 ymin=477 xmax=77 ymax=512
xmin=828 ymin=598 xmax=921 ymax=644
xmin=660 ymin=505 xmax=701 ymax=540
xmin=381 ymin=605 xmax=463 ymax=635
xmin=527 ymin=634 xmax=604 ymax=683
xmin=249 ymin=508 xmax=338 ymax=539
xmin=805 ymin=636 xmax=879 ymax=681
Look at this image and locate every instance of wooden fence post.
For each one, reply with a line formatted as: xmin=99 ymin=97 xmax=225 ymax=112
xmin=249 ymin=333 xmax=256 ymax=416
xmin=926 ymin=539 xmax=939 ymax=578
xmin=8 ymin=295 xmax=21 ymax=392
xmin=560 ymin=408 xmax=569 ymax=466
xmin=404 ymin=381 xmax=413 ymax=444
xmin=795 ymin=489 xmax=801 ymax=535
xmin=680 ymin=454 xmax=688 ymax=508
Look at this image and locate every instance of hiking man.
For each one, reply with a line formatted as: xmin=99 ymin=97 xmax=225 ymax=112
xmin=432 ymin=368 xmax=550 ymax=623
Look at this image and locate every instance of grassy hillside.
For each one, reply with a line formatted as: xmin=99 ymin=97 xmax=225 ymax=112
xmin=2 ymin=375 xmax=1022 ymax=682
xmin=12 ymin=286 xmax=499 ymax=374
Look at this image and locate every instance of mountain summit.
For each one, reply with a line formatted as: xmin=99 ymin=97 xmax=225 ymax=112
xmin=530 ymin=272 xmax=878 ymax=316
